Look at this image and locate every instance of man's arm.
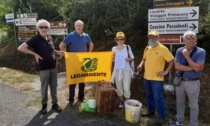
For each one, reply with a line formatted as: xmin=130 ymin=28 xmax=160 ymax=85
xmin=182 ymin=49 xmax=204 ymax=72
xmin=137 ymin=59 xmax=145 ymax=72
xmin=18 ymin=43 xmax=42 ymax=64
xmin=89 ymin=42 xmax=94 ymax=52
xmin=59 ymin=42 xmax=66 ymax=51
xmin=157 ymin=59 xmax=174 ymax=77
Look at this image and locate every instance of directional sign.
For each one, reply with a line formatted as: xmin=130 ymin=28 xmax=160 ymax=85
xmin=159 ymin=35 xmax=183 ymax=44
xmin=148 ymin=21 xmax=198 ymax=34
xmin=50 ymin=21 xmax=67 ymax=29
xmin=5 ymin=13 xmax=14 ymax=19
xmin=48 ymin=29 xmax=68 ymax=35
xmin=15 ymin=18 xmax=37 ymax=26
xmin=153 ymin=0 xmax=193 ymax=8
xmin=5 ymin=13 xmax=14 ymax=24
xmin=16 ymin=13 xmax=38 ymax=18
xmin=148 ymin=7 xmax=199 ymax=22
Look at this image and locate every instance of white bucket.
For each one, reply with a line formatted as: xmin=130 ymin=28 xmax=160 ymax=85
xmin=125 ymin=99 xmax=142 ymax=123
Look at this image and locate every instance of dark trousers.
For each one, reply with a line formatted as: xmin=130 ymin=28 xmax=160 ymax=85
xmin=69 ymin=83 xmax=85 ymax=102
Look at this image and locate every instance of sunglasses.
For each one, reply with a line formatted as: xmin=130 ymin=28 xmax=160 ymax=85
xmin=39 ymin=26 xmax=49 ymax=29
xmin=116 ymin=39 xmax=124 ymax=41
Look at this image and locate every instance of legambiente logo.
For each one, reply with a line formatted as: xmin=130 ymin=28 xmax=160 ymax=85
xmin=81 ymin=58 xmax=98 ymax=72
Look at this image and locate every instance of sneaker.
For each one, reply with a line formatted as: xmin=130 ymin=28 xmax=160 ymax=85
xmin=168 ymin=119 xmax=183 ymax=126
xmin=78 ymin=98 xmax=86 ymax=103
xmin=40 ymin=104 xmax=47 ymax=115
xmin=52 ymin=104 xmax=62 ymax=113
xmin=118 ymin=102 xmax=124 ymax=109
xmin=141 ymin=112 xmax=155 ymax=117
xmin=155 ymin=118 xmax=165 ymax=125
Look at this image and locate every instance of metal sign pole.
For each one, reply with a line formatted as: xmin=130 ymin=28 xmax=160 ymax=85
xmin=12 ymin=7 xmax=18 ymax=56
xmin=169 ymin=44 xmax=173 ymax=84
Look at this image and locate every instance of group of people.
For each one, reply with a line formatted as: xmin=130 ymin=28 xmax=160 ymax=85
xmin=18 ymin=19 xmax=205 ymax=126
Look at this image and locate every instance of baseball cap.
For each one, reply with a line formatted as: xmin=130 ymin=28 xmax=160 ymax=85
xmin=148 ymin=30 xmax=159 ymax=37
xmin=116 ymin=32 xmax=125 ymax=37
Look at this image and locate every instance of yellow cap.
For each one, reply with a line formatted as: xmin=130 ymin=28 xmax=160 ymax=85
xmin=148 ymin=30 xmax=159 ymax=37
xmin=116 ymin=32 xmax=125 ymax=37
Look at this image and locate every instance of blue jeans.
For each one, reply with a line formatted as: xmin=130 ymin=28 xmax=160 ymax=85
xmin=144 ymin=79 xmax=165 ymax=118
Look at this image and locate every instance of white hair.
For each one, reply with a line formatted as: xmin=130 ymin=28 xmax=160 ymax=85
xmin=74 ymin=20 xmax=84 ymax=26
xmin=183 ymin=31 xmax=196 ymax=38
xmin=36 ymin=19 xmax=50 ymax=29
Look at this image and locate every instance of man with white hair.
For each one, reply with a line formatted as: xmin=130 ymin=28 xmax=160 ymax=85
xmin=137 ymin=30 xmax=174 ymax=125
xmin=59 ymin=20 xmax=94 ymax=106
xmin=18 ymin=19 xmax=63 ymax=114
xmin=169 ymin=31 xmax=206 ymax=126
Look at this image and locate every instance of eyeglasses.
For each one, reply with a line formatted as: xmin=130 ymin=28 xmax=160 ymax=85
xmin=185 ymin=35 xmax=196 ymax=40
xmin=116 ymin=39 xmax=124 ymax=41
xmin=39 ymin=26 xmax=49 ymax=29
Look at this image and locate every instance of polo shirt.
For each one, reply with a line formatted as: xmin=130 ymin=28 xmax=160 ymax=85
xmin=63 ymin=31 xmax=91 ymax=52
xmin=26 ymin=34 xmax=56 ymax=70
xmin=143 ymin=43 xmax=174 ymax=81
xmin=174 ymin=46 xmax=206 ymax=79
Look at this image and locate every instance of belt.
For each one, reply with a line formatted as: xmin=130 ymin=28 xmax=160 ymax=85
xmin=181 ymin=78 xmax=200 ymax=81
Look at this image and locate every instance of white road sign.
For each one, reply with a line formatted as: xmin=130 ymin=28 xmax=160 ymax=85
xmin=15 ymin=18 xmax=37 ymax=26
xmin=148 ymin=7 xmax=199 ymax=22
xmin=148 ymin=21 xmax=198 ymax=34
xmin=5 ymin=13 xmax=14 ymax=19
xmin=48 ymin=29 xmax=68 ymax=35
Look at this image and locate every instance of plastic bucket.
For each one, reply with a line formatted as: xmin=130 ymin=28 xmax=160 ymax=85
xmin=125 ymin=99 xmax=142 ymax=123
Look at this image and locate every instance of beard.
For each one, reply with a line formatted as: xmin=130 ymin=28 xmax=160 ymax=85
xmin=148 ymin=38 xmax=159 ymax=47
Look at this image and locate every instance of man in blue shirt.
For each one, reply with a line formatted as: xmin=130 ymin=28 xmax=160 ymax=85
xmin=169 ymin=31 xmax=206 ymax=126
xmin=59 ymin=20 xmax=94 ymax=106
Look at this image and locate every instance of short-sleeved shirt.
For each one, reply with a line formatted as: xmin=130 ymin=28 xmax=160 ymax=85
xmin=143 ymin=43 xmax=174 ymax=81
xmin=63 ymin=31 xmax=91 ymax=52
xmin=26 ymin=34 xmax=56 ymax=70
xmin=174 ymin=46 xmax=206 ymax=79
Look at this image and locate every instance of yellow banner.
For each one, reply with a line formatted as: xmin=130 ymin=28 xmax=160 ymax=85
xmin=64 ymin=52 xmax=113 ymax=85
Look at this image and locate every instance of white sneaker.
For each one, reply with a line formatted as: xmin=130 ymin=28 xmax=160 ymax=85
xmin=118 ymin=102 xmax=124 ymax=109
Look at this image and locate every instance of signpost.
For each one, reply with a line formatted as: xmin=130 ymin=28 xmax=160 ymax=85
xmin=153 ymin=0 xmax=193 ymax=8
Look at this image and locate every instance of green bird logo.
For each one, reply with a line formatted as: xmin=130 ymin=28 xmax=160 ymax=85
xmin=81 ymin=58 xmax=98 ymax=72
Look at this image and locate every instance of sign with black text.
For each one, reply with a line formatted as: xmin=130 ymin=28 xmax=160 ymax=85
xmin=148 ymin=21 xmax=198 ymax=34
xmin=148 ymin=7 xmax=199 ymax=22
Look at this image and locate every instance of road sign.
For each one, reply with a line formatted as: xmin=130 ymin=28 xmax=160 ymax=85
xmin=5 ymin=13 xmax=14 ymax=24
xmin=148 ymin=21 xmax=198 ymax=34
xmin=159 ymin=35 xmax=184 ymax=44
xmin=48 ymin=29 xmax=68 ymax=35
xmin=50 ymin=21 xmax=67 ymax=29
xmin=15 ymin=18 xmax=37 ymax=26
xmin=18 ymin=26 xmax=36 ymax=32
xmin=5 ymin=13 xmax=14 ymax=19
xmin=148 ymin=7 xmax=199 ymax=22
xmin=153 ymin=0 xmax=193 ymax=8
xmin=18 ymin=32 xmax=37 ymax=42
xmin=16 ymin=13 xmax=38 ymax=18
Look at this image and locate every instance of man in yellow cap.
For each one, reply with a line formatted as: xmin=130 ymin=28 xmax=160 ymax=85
xmin=137 ymin=30 xmax=174 ymax=125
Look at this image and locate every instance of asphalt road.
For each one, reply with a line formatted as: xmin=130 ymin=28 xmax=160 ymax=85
xmin=0 ymin=82 xmax=117 ymax=126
